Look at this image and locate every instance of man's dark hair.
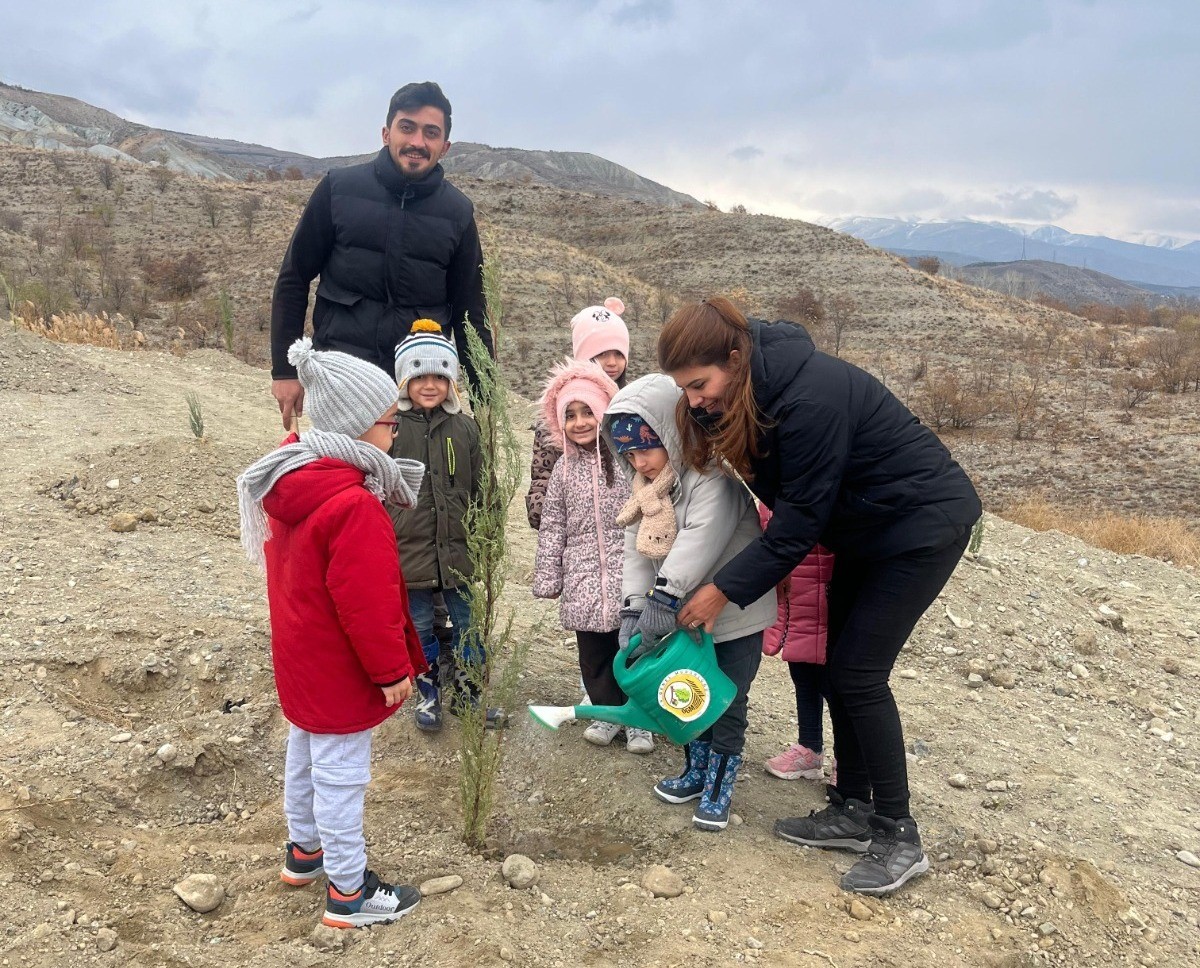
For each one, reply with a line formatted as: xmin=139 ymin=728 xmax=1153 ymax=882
xmin=386 ymin=81 xmax=452 ymax=137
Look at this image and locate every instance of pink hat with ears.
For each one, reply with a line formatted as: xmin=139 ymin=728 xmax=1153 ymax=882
xmin=570 ymin=296 xmax=630 ymax=364
xmin=538 ymin=358 xmax=620 ymax=451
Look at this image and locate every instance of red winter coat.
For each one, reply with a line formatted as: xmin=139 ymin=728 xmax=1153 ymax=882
xmin=262 ymin=450 xmax=427 ymax=734
xmin=759 ymin=506 xmax=835 ymax=664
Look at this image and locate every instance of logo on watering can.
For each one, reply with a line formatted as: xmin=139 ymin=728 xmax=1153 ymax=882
xmin=657 ymin=669 xmax=710 ymax=722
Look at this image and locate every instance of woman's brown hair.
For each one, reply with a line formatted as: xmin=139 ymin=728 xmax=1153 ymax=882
xmin=657 ymin=296 xmax=763 ymax=478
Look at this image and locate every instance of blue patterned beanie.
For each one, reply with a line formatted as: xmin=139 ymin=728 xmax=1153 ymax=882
xmin=608 ymin=413 xmax=663 ymax=454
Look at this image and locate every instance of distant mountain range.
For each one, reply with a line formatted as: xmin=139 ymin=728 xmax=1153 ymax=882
xmin=825 ymin=216 xmax=1200 ymax=289
xmin=0 ymin=83 xmax=700 ymax=209
xmin=942 ymin=259 xmax=1192 ymax=307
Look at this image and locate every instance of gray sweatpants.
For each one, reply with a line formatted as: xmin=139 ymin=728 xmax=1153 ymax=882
xmin=284 ymin=724 xmax=373 ymax=892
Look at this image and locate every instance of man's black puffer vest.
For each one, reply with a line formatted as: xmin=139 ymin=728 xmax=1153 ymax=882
xmin=315 ymin=149 xmax=476 ymax=370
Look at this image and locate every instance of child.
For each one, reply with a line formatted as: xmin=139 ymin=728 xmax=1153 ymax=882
xmin=603 ymin=374 xmax=775 ymax=831
xmin=236 ymin=337 xmax=428 ymax=928
xmin=390 ymin=320 xmax=501 ymax=730
xmin=531 ymin=359 xmax=649 ymax=752
xmin=527 ymin=297 xmax=630 ymax=530
xmin=758 ymin=505 xmax=838 ymax=783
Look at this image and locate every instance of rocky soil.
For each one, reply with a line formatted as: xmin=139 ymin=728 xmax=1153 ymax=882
xmin=2 ymin=324 xmax=1198 ymax=967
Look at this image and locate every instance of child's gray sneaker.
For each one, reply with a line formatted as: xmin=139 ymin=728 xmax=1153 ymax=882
xmin=840 ymin=814 xmax=929 ymax=895
xmin=773 ymin=788 xmax=873 ymax=853
xmin=322 ymin=871 xmax=420 ymax=928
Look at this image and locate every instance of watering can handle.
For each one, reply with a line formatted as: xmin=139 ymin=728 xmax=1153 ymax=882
xmin=623 ymin=628 xmax=713 ymax=666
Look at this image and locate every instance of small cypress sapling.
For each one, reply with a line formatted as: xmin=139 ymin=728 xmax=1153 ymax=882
xmin=454 ymin=251 xmax=527 ymax=851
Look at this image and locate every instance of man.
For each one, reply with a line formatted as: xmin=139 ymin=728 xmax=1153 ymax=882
xmin=270 ymin=81 xmax=494 ymax=429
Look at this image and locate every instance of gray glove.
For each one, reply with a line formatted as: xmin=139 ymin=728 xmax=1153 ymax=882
xmin=635 ymin=598 xmax=680 ymax=644
xmin=618 ymin=609 xmax=641 ymax=651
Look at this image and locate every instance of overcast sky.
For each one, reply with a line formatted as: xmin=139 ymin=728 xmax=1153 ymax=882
xmin=6 ymin=0 xmax=1198 ymax=240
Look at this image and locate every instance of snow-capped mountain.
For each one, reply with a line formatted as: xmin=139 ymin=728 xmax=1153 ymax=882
xmin=823 ymin=217 xmax=1200 ymax=288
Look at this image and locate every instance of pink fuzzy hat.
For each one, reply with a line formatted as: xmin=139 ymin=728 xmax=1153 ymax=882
xmin=571 ymin=296 xmax=630 ymax=364
xmin=538 ymin=357 xmax=619 ymax=451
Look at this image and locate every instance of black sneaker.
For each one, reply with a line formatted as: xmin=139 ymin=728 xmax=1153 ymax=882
xmin=774 ymin=788 xmax=873 ymax=853
xmin=280 ymin=842 xmax=324 ymax=886
xmin=840 ymin=814 xmax=930 ymax=895
xmin=322 ymin=870 xmax=420 ymax=928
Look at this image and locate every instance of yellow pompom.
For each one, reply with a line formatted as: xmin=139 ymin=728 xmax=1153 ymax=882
xmin=411 ymin=319 xmax=442 ymax=334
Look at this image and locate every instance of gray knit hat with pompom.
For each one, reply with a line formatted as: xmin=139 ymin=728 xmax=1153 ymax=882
xmin=288 ymin=337 xmax=398 ymax=437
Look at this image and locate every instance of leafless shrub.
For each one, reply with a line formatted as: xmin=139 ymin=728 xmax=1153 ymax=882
xmin=144 ymin=251 xmax=206 ymax=299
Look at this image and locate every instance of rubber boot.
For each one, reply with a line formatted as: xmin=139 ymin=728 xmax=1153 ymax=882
xmin=693 ymin=751 xmax=743 ymax=831
xmin=653 ymin=740 xmax=711 ymax=804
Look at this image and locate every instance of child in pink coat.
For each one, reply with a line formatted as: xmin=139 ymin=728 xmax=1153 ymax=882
xmin=759 ymin=505 xmax=837 ymax=782
xmin=531 ymin=359 xmax=646 ymax=753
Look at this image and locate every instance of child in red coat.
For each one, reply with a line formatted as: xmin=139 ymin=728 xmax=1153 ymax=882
xmin=758 ymin=506 xmax=837 ymax=783
xmin=238 ymin=338 xmax=428 ymax=929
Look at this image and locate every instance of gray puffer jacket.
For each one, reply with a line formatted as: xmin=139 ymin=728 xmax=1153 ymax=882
xmin=602 ymin=374 xmax=775 ymax=644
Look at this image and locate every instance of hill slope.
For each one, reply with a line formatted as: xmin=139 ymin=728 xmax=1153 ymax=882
xmin=948 ymin=259 xmax=1161 ymax=306
xmin=0 ymin=83 xmax=700 ymax=207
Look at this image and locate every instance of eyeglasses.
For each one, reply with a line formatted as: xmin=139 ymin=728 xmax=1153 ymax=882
xmin=374 ymin=419 xmax=400 ymax=437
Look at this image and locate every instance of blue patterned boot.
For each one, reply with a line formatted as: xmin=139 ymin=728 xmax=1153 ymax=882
xmin=414 ymin=635 xmax=442 ymax=732
xmin=693 ymin=751 xmax=743 ymax=831
xmin=653 ymin=740 xmax=711 ymax=804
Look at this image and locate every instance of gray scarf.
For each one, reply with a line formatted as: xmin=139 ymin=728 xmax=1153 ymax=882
xmin=237 ymin=428 xmax=425 ymax=568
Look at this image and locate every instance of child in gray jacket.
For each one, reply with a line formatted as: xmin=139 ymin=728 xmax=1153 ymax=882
xmin=603 ymin=374 xmax=775 ymax=831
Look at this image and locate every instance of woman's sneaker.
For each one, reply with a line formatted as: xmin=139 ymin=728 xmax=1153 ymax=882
xmin=625 ymin=728 xmax=655 ymax=754
xmin=280 ymin=842 xmax=324 ymax=886
xmin=322 ymin=871 xmax=420 ymax=928
xmin=773 ymin=788 xmax=873 ymax=852
xmin=583 ymin=720 xmax=623 ymax=746
xmin=840 ymin=815 xmax=929 ymax=895
xmin=764 ymin=743 xmax=825 ymax=780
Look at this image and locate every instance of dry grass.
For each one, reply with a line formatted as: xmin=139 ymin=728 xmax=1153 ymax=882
xmin=1002 ymin=495 xmax=1200 ymax=566
xmin=14 ymin=309 xmax=144 ymax=350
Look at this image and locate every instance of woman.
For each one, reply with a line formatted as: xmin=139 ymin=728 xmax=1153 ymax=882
xmin=659 ymin=297 xmax=981 ymax=896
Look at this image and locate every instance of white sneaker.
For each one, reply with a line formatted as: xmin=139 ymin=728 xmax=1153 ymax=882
xmin=583 ymin=720 xmax=623 ymax=746
xmin=625 ymin=727 xmax=655 ymax=754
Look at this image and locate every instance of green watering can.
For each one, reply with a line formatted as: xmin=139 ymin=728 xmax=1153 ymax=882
xmin=528 ymin=628 xmax=736 ymax=745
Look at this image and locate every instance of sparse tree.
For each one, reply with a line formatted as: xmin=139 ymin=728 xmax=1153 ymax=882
xmin=150 ymin=164 xmax=176 ymax=193
xmin=265 ymin=168 xmax=283 ymax=183
xmin=914 ymin=256 xmax=940 ymax=276
xmin=283 ymin=166 xmax=304 ymax=181
xmin=29 ymin=224 xmax=48 ymax=255
xmin=825 ymin=294 xmax=859 ymax=358
xmin=200 ymin=190 xmax=223 ymax=229
xmin=728 ymin=203 xmax=748 ymax=215
xmin=1004 ymin=363 xmax=1047 ymax=441
xmin=67 ymin=261 xmax=94 ymax=309
xmin=98 ymin=159 xmax=116 ymax=190
xmin=238 ymin=194 xmax=263 ymax=240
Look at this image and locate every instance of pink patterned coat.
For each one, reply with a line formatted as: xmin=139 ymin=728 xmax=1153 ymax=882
xmin=759 ymin=505 xmax=836 ymax=663
xmin=532 ymin=448 xmax=629 ymax=632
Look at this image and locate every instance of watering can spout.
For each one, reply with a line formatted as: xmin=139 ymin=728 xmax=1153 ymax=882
xmin=527 ymin=702 xmax=657 ymax=733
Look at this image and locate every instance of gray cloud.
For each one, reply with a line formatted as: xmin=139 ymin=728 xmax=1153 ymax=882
xmin=991 ymin=188 xmax=1077 ymax=221
xmin=729 ymin=145 xmax=763 ymax=161
xmin=1 ymin=0 xmax=1196 ymax=239
xmin=612 ymin=0 xmax=673 ymax=25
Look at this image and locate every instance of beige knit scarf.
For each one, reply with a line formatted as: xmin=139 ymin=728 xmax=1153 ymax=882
xmin=615 ymin=463 xmax=678 ymax=558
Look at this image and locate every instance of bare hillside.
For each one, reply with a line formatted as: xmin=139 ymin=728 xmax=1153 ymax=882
xmin=2 ymin=145 xmax=1200 ymax=531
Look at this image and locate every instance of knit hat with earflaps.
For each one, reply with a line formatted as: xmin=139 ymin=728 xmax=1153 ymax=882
xmin=571 ymin=297 xmax=630 ymax=364
xmin=538 ymin=357 xmax=619 ymax=452
xmin=291 ymin=337 xmax=399 ymax=437
xmin=394 ymin=319 xmax=462 ymax=413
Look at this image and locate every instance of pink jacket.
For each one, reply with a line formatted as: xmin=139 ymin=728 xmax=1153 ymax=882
xmin=531 ymin=360 xmax=629 ymax=632
xmin=759 ymin=506 xmax=835 ymax=664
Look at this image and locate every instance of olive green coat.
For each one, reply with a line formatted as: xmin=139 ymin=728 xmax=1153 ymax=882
xmin=388 ymin=407 xmax=482 ymax=590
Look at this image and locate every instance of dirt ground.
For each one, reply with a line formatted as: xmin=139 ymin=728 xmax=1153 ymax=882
xmin=1 ymin=323 xmax=1198 ymax=968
